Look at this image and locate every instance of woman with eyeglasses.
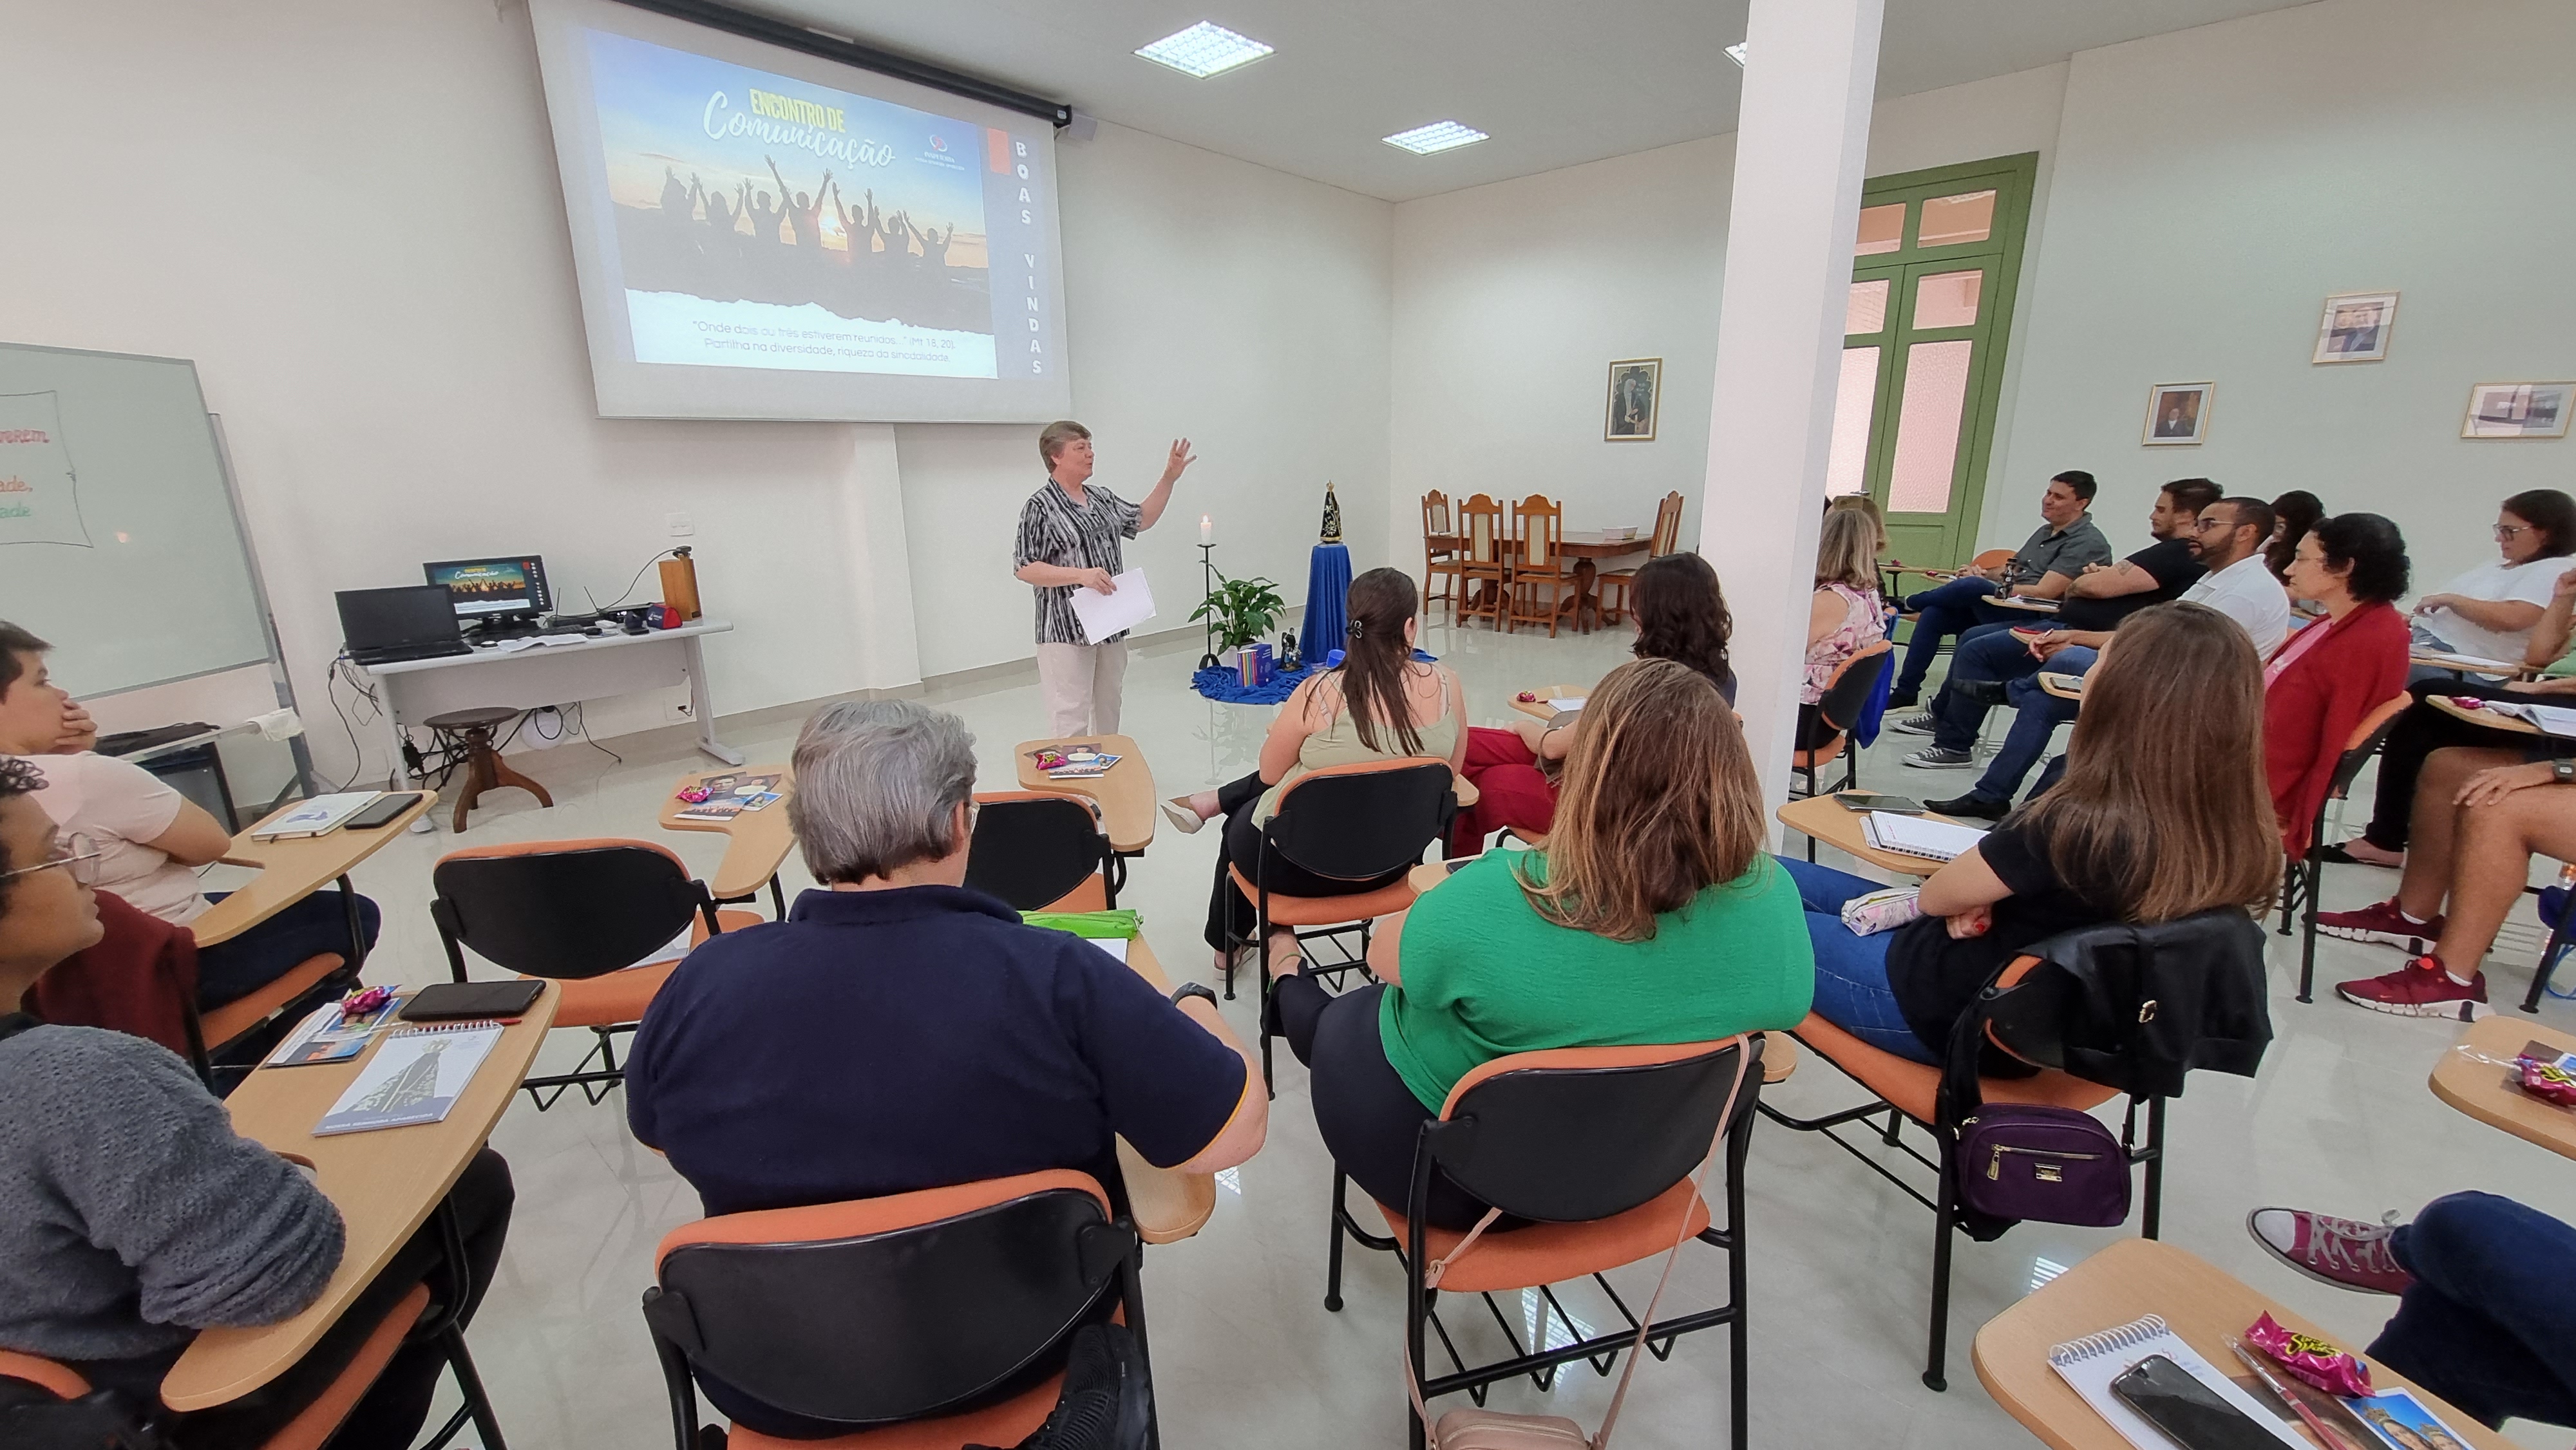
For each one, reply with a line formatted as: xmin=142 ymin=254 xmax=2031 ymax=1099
xmin=2407 ymin=490 xmax=2576 ymax=670
xmin=0 ymin=758 xmax=516 ymax=1447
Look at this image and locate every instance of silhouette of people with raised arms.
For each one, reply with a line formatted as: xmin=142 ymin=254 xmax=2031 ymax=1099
xmin=743 ymin=181 xmax=783 ymax=248
xmin=768 ymin=156 xmax=832 ymax=258
xmin=917 ymin=219 xmax=955 ymax=278
xmin=659 ymin=166 xmax=692 ymax=226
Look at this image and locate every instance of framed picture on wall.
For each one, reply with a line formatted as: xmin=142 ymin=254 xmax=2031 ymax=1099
xmin=2462 ymin=382 xmax=2573 ymax=439
xmin=1605 ymin=358 xmax=1661 ymax=442
xmin=2142 ymin=382 xmax=2212 ymax=445
xmin=2312 ymin=290 xmax=2398 ymax=364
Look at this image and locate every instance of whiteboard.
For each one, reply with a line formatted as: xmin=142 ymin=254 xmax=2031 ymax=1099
xmin=0 ymin=344 xmax=272 ymax=698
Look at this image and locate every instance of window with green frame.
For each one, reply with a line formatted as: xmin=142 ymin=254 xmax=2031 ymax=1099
xmin=1826 ymin=153 xmax=2040 ymax=571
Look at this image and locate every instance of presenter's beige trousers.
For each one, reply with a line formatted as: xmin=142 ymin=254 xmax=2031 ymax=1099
xmin=1036 ymin=640 xmax=1127 ymax=738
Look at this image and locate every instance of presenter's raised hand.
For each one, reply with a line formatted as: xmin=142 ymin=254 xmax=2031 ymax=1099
xmin=1161 ymin=438 xmax=1197 ymax=487
xmin=1077 ymin=569 xmax=1117 ymax=595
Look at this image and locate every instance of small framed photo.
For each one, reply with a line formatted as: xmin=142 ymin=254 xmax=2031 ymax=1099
xmin=2313 ymin=290 xmax=2398 ymax=364
xmin=1605 ymin=358 xmax=1661 ymax=442
xmin=2462 ymin=382 xmax=2574 ymax=440
xmin=2142 ymin=382 xmax=2212 ymax=445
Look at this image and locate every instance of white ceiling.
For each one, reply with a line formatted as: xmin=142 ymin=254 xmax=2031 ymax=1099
xmin=741 ymin=0 xmax=2322 ymax=202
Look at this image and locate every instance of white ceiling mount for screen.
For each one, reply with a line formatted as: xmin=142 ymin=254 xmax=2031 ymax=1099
xmin=607 ymin=0 xmax=1071 ymax=127
xmin=1383 ymin=121 xmax=1488 ymax=155
xmin=1135 ymin=22 xmax=1276 ymax=79
xmin=1725 ymin=41 xmax=1748 ymax=66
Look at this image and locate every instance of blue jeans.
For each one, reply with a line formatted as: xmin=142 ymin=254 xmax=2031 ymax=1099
xmin=1774 ymin=856 xmax=1937 ymax=1064
xmin=1931 ymin=625 xmax=2052 ymax=751
xmin=2373 ymin=1191 xmax=2576 ymax=1429
xmin=1962 ymin=645 xmax=2096 ymax=805
xmin=1894 ymin=577 xmax=2002 ymax=695
xmin=194 ymin=889 xmax=383 ymax=1010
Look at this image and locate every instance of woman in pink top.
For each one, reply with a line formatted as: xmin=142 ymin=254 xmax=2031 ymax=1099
xmin=1800 ymin=508 xmax=1887 ymax=748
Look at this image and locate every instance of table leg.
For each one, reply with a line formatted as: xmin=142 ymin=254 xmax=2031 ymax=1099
xmin=1562 ymin=560 xmax=1599 ymax=633
xmin=681 ymin=636 xmax=746 ymax=766
xmin=377 ymin=673 xmax=410 ymax=791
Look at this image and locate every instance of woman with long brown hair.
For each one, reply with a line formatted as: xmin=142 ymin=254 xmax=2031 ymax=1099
xmin=1272 ymin=657 xmax=1812 ymax=1228
xmin=1173 ymin=569 xmax=1467 ymax=970
xmin=1781 ymin=601 xmax=2280 ymax=1064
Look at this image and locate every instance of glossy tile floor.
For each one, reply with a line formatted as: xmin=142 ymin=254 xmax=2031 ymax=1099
xmin=256 ymin=612 xmax=2576 ymax=1449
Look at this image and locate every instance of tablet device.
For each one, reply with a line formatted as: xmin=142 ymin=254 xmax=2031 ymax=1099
xmin=344 ymin=792 xmax=422 ymax=830
xmin=399 ymin=980 xmax=544 ymax=1022
xmin=1833 ymin=793 xmax=1923 ymax=814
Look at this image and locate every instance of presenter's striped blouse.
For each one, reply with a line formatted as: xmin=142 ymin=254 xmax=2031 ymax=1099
xmin=1015 ymin=478 xmax=1141 ymax=646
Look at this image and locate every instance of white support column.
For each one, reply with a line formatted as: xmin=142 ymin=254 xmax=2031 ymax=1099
xmin=1697 ymin=0 xmax=1884 ymax=813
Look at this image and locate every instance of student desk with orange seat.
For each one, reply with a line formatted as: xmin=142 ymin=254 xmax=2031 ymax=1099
xmin=1776 ymin=793 xmax=1970 ymax=877
xmin=1972 ymin=1238 xmax=2514 ymax=1450
xmin=659 ymin=767 xmax=795 ymax=916
xmin=192 ymin=791 xmax=435 ymax=955
xmin=1110 ymin=934 xmax=1220 ymax=1244
xmin=160 ymin=984 xmax=560 ymax=1411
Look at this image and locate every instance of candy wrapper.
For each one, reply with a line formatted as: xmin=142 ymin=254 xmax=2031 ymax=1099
xmin=2244 ymin=1312 xmax=2373 ymax=1398
xmin=2516 ymin=1051 xmax=2576 ymax=1107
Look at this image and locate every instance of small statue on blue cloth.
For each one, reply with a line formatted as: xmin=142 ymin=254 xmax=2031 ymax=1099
xmin=1320 ymin=481 xmax=1342 ymax=543
xmin=1280 ymin=630 xmax=1300 ymax=672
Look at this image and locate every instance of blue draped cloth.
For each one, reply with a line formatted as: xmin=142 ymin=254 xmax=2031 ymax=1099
xmin=1192 ymin=664 xmax=1323 ymax=704
xmin=1303 ymin=543 xmax=1352 ymax=658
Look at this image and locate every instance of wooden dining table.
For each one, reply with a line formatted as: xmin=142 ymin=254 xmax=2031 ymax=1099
xmin=1428 ymin=527 xmax=1649 ymax=632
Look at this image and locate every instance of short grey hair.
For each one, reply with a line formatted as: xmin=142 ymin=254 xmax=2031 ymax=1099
xmin=788 ymin=699 xmax=978 ymax=884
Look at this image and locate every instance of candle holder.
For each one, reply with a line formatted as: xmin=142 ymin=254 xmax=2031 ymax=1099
xmin=1197 ymin=542 xmax=1221 ymax=670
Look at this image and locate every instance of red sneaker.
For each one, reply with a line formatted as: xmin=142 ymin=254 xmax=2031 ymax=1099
xmin=2314 ymin=898 xmax=2445 ymax=951
xmin=2246 ymin=1208 xmax=2414 ymax=1295
xmin=2335 ymin=954 xmax=2490 ymax=1019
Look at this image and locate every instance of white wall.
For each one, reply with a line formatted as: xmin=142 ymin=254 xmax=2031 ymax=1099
xmin=0 ymin=1 xmax=1390 ymax=781
xmin=1991 ymin=0 xmax=2576 ymax=591
xmin=1385 ymin=64 xmax=2070 ymax=569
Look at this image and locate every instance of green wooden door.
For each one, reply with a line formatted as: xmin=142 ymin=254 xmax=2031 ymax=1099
xmin=1824 ymin=155 xmax=2038 ymax=571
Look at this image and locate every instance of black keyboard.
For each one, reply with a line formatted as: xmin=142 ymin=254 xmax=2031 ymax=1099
xmin=350 ymin=639 xmax=473 ymax=666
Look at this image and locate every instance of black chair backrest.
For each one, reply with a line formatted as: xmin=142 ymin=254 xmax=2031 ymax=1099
xmin=1978 ymin=909 xmax=2272 ymax=1100
xmin=964 ymin=796 xmax=1108 ymax=910
xmin=644 ymin=1188 xmax=1131 ymax=1428
xmin=2327 ymin=702 xmax=2410 ymax=800
xmin=1263 ymin=760 xmax=1455 ymax=882
xmin=1425 ymin=1039 xmax=1756 ymax=1223
xmin=1817 ymin=646 xmax=1891 ymax=733
xmin=430 ymin=844 xmax=712 ymax=982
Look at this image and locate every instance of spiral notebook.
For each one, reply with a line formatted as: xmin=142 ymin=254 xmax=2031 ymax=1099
xmin=2049 ymin=1315 xmax=2305 ymax=1450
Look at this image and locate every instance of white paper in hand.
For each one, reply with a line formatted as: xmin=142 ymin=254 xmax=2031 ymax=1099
xmin=1069 ymin=569 xmax=1156 ymax=644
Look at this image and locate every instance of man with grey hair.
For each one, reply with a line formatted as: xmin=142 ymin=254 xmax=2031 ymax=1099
xmin=627 ymin=697 xmax=1263 ymax=1250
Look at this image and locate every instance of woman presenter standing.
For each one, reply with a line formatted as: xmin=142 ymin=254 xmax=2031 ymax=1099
xmin=1014 ymin=420 xmax=1194 ymax=736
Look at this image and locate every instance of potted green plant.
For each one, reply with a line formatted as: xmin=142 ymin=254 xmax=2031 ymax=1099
xmin=1190 ymin=570 xmax=1287 ymax=663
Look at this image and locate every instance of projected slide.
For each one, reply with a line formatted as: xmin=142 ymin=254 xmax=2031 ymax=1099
xmin=587 ymin=31 xmax=1019 ymax=378
xmin=529 ymin=0 xmax=1074 ymax=421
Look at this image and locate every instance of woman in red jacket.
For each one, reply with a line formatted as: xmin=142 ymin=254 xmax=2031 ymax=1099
xmin=2265 ymin=513 xmax=2413 ymax=860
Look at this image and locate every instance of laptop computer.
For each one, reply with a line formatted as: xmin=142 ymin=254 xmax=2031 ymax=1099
xmin=338 ymin=585 xmax=473 ymax=666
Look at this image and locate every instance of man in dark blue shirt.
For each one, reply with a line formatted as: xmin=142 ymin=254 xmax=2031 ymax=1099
xmin=627 ymin=699 xmax=1263 ymax=1220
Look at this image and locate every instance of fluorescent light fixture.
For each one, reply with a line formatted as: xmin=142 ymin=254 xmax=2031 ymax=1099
xmin=1135 ymin=21 xmax=1274 ymax=78
xmin=1383 ymin=120 xmax=1488 ymax=155
xmin=1725 ymin=41 xmax=1748 ymax=66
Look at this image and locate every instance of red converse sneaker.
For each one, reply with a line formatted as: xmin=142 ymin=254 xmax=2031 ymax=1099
xmin=2246 ymin=1208 xmax=2414 ymax=1295
xmin=2335 ymin=954 xmax=2491 ymax=1019
xmin=2314 ymin=898 xmax=2445 ymax=951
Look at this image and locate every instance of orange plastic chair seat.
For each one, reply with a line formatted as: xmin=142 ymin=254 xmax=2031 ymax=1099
xmin=256 ymin=1284 xmax=431 ymax=1450
xmin=527 ymin=907 xmax=761 ymax=1030
xmin=0 ymin=1350 xmax=90 ymax=1400
xmin=201 ymin=953 xmax=348 ymax=1051
xmin=1372 ymin=1178 xmax=1711 ymax=1294
xmin=1227 ymin=864 xmax=1418 ymax=927
xmin=728 ymin=1374 xmax=1064 ymax=1450
xmin=1041 ymin=876 xmax=1108 ymax=913
xmin=1789 ymin=1013 xmax=2117 ymax=1126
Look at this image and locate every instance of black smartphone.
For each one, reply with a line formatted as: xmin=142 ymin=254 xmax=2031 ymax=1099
xmin=400 ymin=980 xmax=545 ymax=1021
xmin=2110 ymin=1355 xmax=2282 ymax=1450
xmin=1833 ymin=793 xmax=1924 ymax=814
xmin=343 ymin=792 xmax=419 ymax=831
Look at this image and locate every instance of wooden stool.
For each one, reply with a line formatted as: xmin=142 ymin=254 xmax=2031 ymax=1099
xmin=425 ymin=706 xmax=552 ymax=833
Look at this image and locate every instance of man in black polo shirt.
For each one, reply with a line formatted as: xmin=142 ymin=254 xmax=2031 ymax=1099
xmin=627 ymin=699 xmax=1264 ymax=1223
xmin=1894 ymin=477 xmax=2218 ymax=778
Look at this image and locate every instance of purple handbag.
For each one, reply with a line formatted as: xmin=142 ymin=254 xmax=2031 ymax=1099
xmin=1953 ymin=1105 xmax=2130 ymax=1227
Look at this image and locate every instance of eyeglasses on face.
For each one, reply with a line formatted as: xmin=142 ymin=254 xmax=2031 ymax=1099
xmin=0 ymin=833 xmax=103 ymax=887
xmin=2495 ymin=524 xmax=2532 ymax=540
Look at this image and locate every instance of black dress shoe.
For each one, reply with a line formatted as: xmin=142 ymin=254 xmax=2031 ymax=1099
xmin=1926 ymin=791 xmax=2011 ymax=821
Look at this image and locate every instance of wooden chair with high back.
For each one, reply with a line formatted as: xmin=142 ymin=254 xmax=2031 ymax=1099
xmin=1453 ymin=494 xmax=1510 ymax=630
xmin=1505 ymin=494 xmax=1577 ymax=637
xmin=1596 ymin=491 xmax=1686 ymax=625
xmin=1421 ymin=491 xmax=1461 ymax=617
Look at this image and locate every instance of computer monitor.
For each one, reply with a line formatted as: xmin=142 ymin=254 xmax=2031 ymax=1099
xmin=421 ymin=556 xmax=551 ymax=623
xmin=337 ymin=585 xmax=465 ymax=654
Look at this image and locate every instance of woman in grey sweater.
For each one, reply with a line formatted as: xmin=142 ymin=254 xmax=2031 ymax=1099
xmin=0 ymin=757 xmax=515 ymax=1447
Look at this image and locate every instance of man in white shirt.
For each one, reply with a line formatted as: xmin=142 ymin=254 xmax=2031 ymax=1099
xmin=1924 ymin=497 xmax=2288 ymax=817
xmin=2408 ymin=489 xmax=2576 ymax=668
xmin=0 ymin=622 xmax=380 ymax=1011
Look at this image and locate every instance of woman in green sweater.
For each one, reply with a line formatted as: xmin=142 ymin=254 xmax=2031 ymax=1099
xmin=1270 ymin=657 xmax=1814 ymax=1229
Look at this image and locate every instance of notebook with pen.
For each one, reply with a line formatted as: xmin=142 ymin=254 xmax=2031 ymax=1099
xmin=1861 ymin=811 xmax=1989 ymax=862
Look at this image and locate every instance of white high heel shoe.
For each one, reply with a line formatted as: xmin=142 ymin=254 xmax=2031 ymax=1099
xmin=1161 ymin=797 xmax=1209 ymax=835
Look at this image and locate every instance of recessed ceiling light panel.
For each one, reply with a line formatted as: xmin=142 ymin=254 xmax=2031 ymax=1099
xmin=1135 ymin=21 xmax=1274 ymax=78
xmin=1724 ymin=41 xmax=1748 ymax=66
xmin=1383 ymin=121 xmax=1489 ymax=155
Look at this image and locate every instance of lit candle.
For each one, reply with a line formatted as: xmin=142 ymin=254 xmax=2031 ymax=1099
xmin=1200 ymin=514 xmax=1214 ymax=545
